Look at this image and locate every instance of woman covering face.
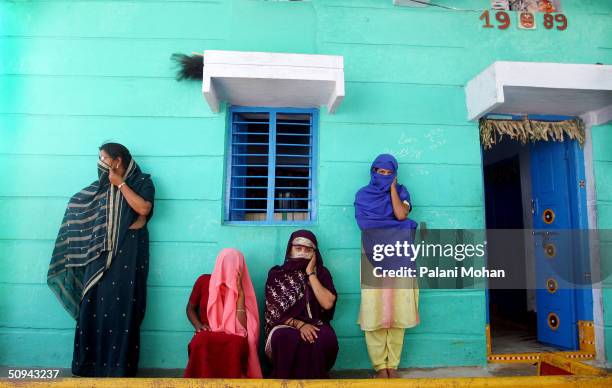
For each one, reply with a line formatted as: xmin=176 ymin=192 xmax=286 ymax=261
xmin=48 ymin=143 xmax=155 ymax=377
xmin=354 ymin=153 xmax=416 ymax=230
xmin=184 ymin=248 xmax=262 ymax=378
xmin=354 ymin=154 xmax=419 ymax=379
xmin=263 ymin=230 xmax=339 ymax=379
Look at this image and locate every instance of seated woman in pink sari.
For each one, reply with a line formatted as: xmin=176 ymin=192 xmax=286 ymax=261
xmin=184 ymin=248 xmax=262 ymax=378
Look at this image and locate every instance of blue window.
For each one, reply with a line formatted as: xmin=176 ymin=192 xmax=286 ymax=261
xmin=225 ymin=106 xmax=318 ymax=224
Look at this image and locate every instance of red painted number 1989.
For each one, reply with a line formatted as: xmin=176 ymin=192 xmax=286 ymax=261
xmin=480 ymin=10 xmax=568 ymax=31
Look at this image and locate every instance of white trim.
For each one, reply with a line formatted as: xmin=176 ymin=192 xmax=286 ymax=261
xmin=202 ymin=76 xmax=219 ymax=113
xmin=465 ymin=62 xmax=504 ymax=121
xmin=201 ymin=50 xmax=345 ymax=114
xmin=465 ymin=62 xmax=612 ymax=123
xmin=582 ymin=104 xmax=612 ymax=128
xmin=583 ymin=124 xmax=606 ymax=361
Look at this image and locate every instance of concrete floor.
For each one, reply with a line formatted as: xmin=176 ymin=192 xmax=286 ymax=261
xmin=492 ymin=329 xmax=560 ymax=354
xmin=490 ymin=320 xmax=561 ymax=354
xmin=330 ymin=363 xmax=538 ymax=379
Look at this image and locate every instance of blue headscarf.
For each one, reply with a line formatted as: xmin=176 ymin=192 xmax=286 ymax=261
xmin=354 ymin=154 xmax=418 ymax=231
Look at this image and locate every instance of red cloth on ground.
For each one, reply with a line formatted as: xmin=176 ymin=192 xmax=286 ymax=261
xmin=183 ymin=274 xmax=249 ymax=378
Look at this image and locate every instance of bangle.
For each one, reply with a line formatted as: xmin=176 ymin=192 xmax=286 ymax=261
xmin=237 ymin=309 xmax=246 ymax=312
xmin=307 ymin=271 xmax=316 ymax=277
xmin=297 ymin=322 xmax=305 ymax=330
xmin=118 ymin=182 xmax=126 ymax=190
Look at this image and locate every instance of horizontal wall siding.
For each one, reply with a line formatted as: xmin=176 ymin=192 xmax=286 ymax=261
xmin=1 ymin=0 xmax=611 ymax=370
xmin=591 ymin=124 xmax=612 ymax=362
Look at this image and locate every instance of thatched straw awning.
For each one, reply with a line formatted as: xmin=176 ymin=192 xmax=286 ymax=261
xmin=479 ymin=117 xmax=585 ymax=150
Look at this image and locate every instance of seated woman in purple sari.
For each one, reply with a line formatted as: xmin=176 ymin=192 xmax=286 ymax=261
xmin=264 ymin=230 xmax=339 ymax=379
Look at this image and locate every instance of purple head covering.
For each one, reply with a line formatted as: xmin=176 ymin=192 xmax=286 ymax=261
xmin=354 ymin=154 xmax=417 ymax=231
xmin=264 ymin=230 xmax=336 ymax=339
xmin=280 ymin=230 xmax=324 ymax=272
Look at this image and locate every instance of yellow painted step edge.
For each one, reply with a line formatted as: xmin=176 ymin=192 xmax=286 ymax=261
xmin=1 ymin=376 xmax=611 ymax=388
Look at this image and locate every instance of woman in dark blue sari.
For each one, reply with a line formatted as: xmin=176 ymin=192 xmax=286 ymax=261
xmin=48 ymin=143 xmax=155 ymax=377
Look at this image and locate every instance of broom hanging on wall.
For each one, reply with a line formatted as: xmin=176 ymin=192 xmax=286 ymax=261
xmin=171 ymin=53 xmax=204 ymax=80
xmin=479 ymin=117 xmax=586 ymax=149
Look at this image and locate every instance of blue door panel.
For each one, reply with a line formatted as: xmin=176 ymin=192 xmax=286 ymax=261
xmin=530 ymin=140 xmax=578 ymax=350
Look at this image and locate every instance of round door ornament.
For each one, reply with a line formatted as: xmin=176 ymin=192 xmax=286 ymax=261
xmin=543 ymin=209 xmax=555 ymax=224
xmin=547 ymin=312 xmax=560 ymax=331
xmin=544 ymin=243 xmax=556 ymax=258
xmin=546 ymin=278 xmax=558 ymax=294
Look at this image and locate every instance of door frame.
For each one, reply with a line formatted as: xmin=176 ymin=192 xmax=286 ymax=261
xmin=582 ymin=124 xmax=606 ymax=362
xmin=480 ymin=119 xmax=603 ymax=363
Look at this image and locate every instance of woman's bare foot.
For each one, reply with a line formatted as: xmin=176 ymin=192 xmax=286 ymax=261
xmin=375 ymin=369 xmax=389 ymax=378
xmin=387 ymin=368 xmax=400 ymax=378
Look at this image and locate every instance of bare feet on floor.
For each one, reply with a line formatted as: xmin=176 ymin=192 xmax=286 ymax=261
xmin=375 ymin=369 xmax=389 ymax=378
xmin=387 ymin=368 xmax=400 ymax=378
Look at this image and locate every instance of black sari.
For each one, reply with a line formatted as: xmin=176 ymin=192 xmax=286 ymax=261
xmin=48 ymin=159 xmax=155 ymax=377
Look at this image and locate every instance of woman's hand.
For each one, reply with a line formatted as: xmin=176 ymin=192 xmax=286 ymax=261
xmin=306 ymin=253 xmax=316 ymax=275
xmin=299 ymin=323 xmax=320 ymax=343
xmin=194 ymin=322 xmax=210 ymax=333
xmin=109 ymin=166 xmax=124 ymax=186
xmin=110 ymin=171 xmax=152 ymax=216
xmin=389 ymin=176 xmax=408 ymax=221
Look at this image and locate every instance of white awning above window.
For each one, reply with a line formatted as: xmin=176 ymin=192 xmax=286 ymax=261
xmin=202 ymin=50 xmax=345 ymax=114
xmin=465 ymin=62 xmax=612 ymax=126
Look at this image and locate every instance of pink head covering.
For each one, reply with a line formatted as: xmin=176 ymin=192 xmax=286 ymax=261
xmin=207 ymin=248 xmax=262 ymax=378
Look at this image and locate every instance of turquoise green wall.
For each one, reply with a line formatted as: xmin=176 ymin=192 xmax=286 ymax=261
xmin=1 ymin=0 xmax=611 ymax=370
xmin=591 ymin=124 xmax=612 ymax=362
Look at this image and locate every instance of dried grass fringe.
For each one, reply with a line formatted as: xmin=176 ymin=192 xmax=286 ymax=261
xmin=479 ymin=118 xmax=585 ymax=150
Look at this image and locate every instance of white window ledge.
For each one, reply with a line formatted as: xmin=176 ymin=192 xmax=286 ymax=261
xmin=465 ymin=62 xmax=612 ymax=126
xmin=202 ymin=50 xmax=344 ymax=114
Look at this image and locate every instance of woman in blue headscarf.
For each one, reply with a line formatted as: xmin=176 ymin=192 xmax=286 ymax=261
xmin=355 ymin=154 xmax=417 ymax=231
xmin=354 ymin=154 xmax=419 ymax=379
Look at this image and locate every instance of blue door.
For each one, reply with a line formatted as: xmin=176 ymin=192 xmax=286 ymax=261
xmin=530 ymin=140 xmax=578 ymax=349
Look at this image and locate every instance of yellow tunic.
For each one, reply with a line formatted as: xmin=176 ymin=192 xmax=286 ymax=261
xmin=357 ymin=286 xmax=420 ymax=331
